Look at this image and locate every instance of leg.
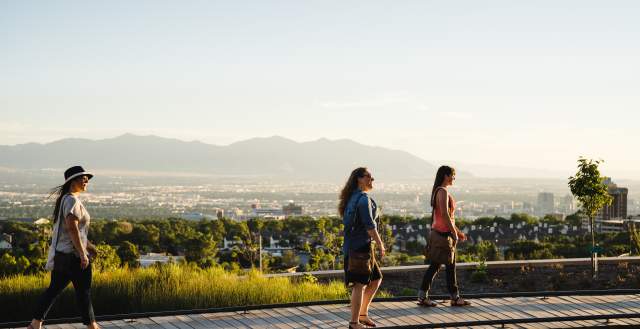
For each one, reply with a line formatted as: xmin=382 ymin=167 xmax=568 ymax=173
xmin=444 ymin=262 xmax=459 ymax=299
xmin=418 ymin=263 xmax=441 ymax=298
xmin=359 ymin=278 xmax=381 ymax=326
xmin=70 ymin=263 xmax=97 ymax=327
xmin=31 ymin=269 xmax=72 ymax=328
xmin=350 ymin=283 xmax=365 ymax=328
xmin=445 ymin=262 xmax=470 ymax=306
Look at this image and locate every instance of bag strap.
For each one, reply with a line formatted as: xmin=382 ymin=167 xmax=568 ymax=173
xmin=348 ymin=193 xmax=365 ymax=233
xmin=52 ymin=195 xmax=67 ymax=253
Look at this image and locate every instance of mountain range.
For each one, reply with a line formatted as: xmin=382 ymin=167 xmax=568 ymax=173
xmin=0 ymin=134 xmax=439 ymax=181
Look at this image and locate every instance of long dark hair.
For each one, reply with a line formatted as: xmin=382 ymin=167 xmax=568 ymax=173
xmin=50 ymin=181 xmax=73 ymax=224
xmin=430 ymin=165 xmax=456 ymax=208
xmin=338 ymin=167 xmax=368 ymax=217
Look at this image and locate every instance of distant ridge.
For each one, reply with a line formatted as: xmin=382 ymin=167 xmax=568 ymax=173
xmin=0 ymin=134 xmax=438 ymax=181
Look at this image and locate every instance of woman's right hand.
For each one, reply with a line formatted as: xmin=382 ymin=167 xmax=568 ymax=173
xmin=80 ymin=253 xmax=90 ymax=269
xmin=379 ymin=245 xmax=386 ymax=258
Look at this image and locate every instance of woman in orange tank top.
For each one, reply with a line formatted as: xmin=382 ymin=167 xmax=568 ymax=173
xmin=417 ymin=165 xmax=471 ymax=307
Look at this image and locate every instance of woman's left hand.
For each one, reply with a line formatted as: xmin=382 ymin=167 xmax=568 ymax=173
xmin=86 ymin=243 xmax=98 ymax=259
xmin=457 ymin=231 xmax=467 ymax=241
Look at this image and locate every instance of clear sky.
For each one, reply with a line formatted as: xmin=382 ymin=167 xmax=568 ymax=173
xmin=2 ymin=1 xmax=639 ymax=178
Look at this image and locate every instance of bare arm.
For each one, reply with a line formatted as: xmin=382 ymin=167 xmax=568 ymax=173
xmin=64 ymin=213 xmax=89 ymax=268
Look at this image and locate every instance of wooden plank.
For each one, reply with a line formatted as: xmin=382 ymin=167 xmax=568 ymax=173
xmin=302 ymin=304 xmax=347 ymax=328
xmin=156 ymin=315 xmax=197 ymax=329
xmin=232 ymin=310 xmax=276 ymax=329
xmin=383 ymin=301 xmax=438 ymax=326
xmin=480 ymin=297 xmax=542 ymax=329
xmin=270 ymin=306 xmax=317 ymax=328
xmin=369 ymin=302 xmax=417 ymax=326
xmin=396 ymin=300 xmax=464 ymax=326
xmin=294 ymin=305 xmax=339 ymax=328
xmin=245 ymin=309 xmax=294 ymax=329
xmin=111 ymin=319 xmax=144 ymax=329
xmin=521 ymin=297 xmax=582 ymax=328
xmin=148 ymin=316 xmax=183 ymax=329
xmin=576 ymin=295 xmax=640 ymax=326
xmin=179 ymin=314 xmax=214 ymax=329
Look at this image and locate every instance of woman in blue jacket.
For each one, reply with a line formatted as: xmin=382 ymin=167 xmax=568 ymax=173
xmin=339 ymin=167 xmax=386 ymax=329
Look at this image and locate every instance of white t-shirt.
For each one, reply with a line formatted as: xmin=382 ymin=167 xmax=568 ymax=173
xmin=55 ymin=194 xmax=91 ymax=255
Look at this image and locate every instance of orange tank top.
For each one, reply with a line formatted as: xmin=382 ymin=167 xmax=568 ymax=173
xmin=431 ymin=187 xmax=455 ymax=233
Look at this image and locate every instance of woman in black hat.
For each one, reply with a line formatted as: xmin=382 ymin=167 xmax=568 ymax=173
xmin=28 ymin=166 xmax=100 ymax=329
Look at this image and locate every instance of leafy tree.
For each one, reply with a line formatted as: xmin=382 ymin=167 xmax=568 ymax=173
xmin=280 ymin=250 xmax=300 ymax=269
xmin=510 ymin=213 xmax=539 ymax=226
xmin=15 ymin=256 xmax=30 ymax=274
xmin=117 ymin=241 xmax=140 ymax=268
xmin=183 ymin=233 xmax=217 ymax=267
xmin=0 ymin=253 xmax=17 ymax=276
xmin=629 ymin=223 xmax=640 ymax=256
xmin=92 ymin=244 xmax=121 ymax=272
xmin=568 ymin=157 xmax=612 ymax=278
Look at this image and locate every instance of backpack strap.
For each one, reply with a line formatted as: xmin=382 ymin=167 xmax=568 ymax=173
xmin=52 ymin=194 xmax=68 ymax=253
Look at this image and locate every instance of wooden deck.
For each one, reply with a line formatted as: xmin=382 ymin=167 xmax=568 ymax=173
xmin=15 ymin=294 xmax=640 ymax=328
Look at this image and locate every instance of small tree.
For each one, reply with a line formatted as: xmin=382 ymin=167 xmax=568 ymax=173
xmin=93 ymin=244 xmax=121 ymax=272
xmin=117 ymin=241 xmax=140 ymax=268
xmin=629 ymin=222 xmax=640 ymax=256
xmin=568 ymin=157 xmax=612 ymax=278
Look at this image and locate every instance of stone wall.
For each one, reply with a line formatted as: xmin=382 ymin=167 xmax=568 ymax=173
xmin=269 ymin=257 xmax=640 ymax=296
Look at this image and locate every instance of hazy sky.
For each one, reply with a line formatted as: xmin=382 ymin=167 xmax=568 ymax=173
xmin=2 ymin=1 xmax=639 ymax=178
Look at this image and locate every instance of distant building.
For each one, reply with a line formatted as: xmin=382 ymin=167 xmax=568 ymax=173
xmin=537 ymin=192 xmax=554 ymax=216
xmin=251 ymin=204 xmax=285 ymax=220
xmin=282 ymin=202 xmax=303 ymax=218
xmin=562 ymin=194 xmax=576 ymax=214
xmin=180 ymin=212 xmax=216 ymax=221
xmin=0 ymin=233 xmax=12 ymax=250
xmin=599 ymin=179 xmax=628 ymax=221
xmin=138 ymin=253 xmax=185 ymax=267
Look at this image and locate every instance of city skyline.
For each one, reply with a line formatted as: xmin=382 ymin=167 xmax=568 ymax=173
xmin=2 ymin=1 xmax=640 ymax=179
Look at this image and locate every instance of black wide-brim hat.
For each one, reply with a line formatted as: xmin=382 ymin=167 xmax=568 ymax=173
xmin=64 ymin=166 xmax=94 ymax=185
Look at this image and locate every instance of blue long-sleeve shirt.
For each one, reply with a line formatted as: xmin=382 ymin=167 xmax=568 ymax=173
xmin=342 ymin=189 xmax=378 ymax=255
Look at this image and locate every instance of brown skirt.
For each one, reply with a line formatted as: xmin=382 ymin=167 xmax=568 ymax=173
xmin=344 ymin=243 xmax=383 ymax=286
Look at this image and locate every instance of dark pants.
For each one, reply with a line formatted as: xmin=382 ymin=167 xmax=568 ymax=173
xmin=420 ymin=262 xmax=459 ymax=298
xmin=33 ymin=253 xmax=95 ymax=325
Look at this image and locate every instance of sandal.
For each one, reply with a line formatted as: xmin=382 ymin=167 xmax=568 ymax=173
xmin=349 ymin=321 xmax=364 ymax=329
xmin=450 ymin=296 xmax=471 ymax=307
xmin=359 ymin=314 xmax=376 ymax=327
xmin=417 ymin=297 xmax=438 ymax=307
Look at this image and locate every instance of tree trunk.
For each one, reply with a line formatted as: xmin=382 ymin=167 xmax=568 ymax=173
xmin=590 ymin=215 xmax=597 ymax=279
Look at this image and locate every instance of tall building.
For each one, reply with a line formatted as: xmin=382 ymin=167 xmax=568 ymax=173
xmin=562 ymin=194 xmax=576 ymax=214
xmin=537 ymin=192 xmax=554 ymax=216
xmin=600 ymin=179 xmax=628 ymax=220
xmin=283 ymin=201 xmax=303 ymax=218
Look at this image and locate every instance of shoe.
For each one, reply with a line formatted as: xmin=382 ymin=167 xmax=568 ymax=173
xmin=359 ymin=314 xmax=376 ymax=327
xmin=450 ymin=296 xmax=471 ymax=307
xmin=417 ymin=297 xmax=438 ymax=307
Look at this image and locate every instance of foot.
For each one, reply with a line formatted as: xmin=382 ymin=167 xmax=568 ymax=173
xmin=417 ymin=297 xmax=438 ymax=307
xmin=450 ymin=297 xmax=471 ymax=307
xmin=359 ymin=314 xmax=376 ymax=327
xmin=349 ymin=321 xmax=364 ymax=329
xmin=28 ymin=320 xmax=42 ymax=329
